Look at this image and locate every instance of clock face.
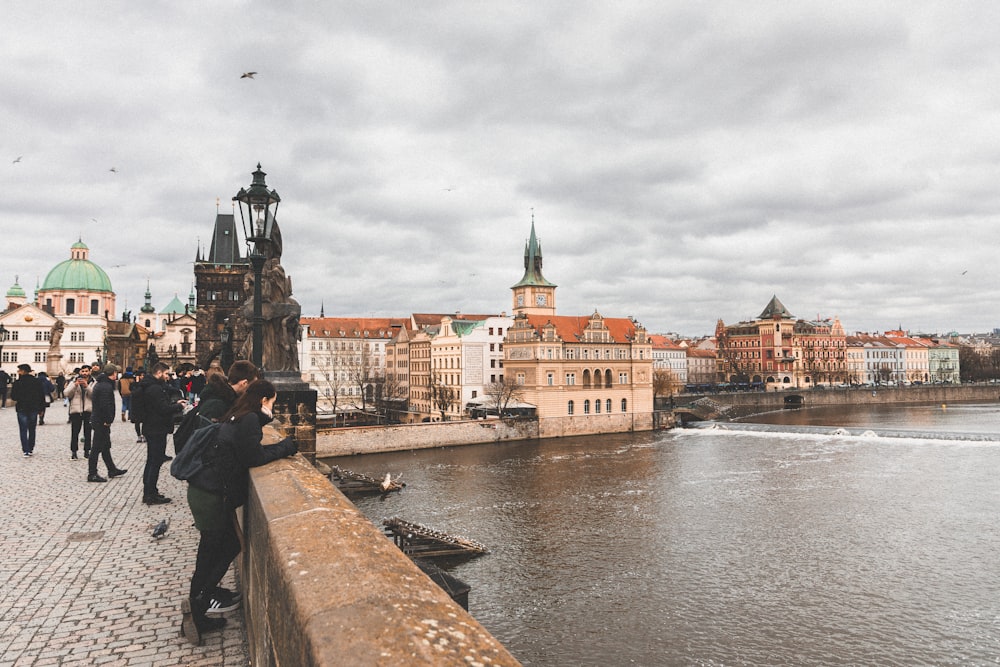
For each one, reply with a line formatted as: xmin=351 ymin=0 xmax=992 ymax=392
xmin=517 ymin=294 xmax=525 ymax=306
xmin=536 ymin=293 xmax=547 ymax=306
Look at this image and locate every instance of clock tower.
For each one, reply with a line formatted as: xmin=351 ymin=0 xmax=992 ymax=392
xmin=511 ymin=216 xmax=557 ymax=317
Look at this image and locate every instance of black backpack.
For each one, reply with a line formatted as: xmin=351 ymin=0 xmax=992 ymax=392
xmin=170 ymin=422 xmax=224 ymax=490
xmin=173 ymin=405 xmax=213 ymax=453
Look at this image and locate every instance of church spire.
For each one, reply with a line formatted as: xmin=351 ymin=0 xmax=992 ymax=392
xmin=140 ymin=280 xmax=155 ymax=314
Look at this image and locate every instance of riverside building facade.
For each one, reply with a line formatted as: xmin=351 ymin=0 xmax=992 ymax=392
xmin=502 ymin=220 xmax=654 ymax=437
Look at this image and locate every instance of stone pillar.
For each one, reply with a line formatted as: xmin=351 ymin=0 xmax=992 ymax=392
xmin=266 ymin=371 xmax=317 ymax=464
xmin=46 ymin=353 xmax=63 ymax=377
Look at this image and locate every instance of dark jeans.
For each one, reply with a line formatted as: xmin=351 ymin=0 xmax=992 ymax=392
xmin=17 ymin=411 xmax=38 ymax=453
xmin=88 ymin=423 xmax=117 ymax=476
xmin=0 ymin=389 xmax=7 ymax=407
xmin=190 ymin=518 xmax=241 ymax=601
xmin=69 ymin=412 xmax=93 ymax=453
xmin=143 ymin=430 xmax=168 ymax=496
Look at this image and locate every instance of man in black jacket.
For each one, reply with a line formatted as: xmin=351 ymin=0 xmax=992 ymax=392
xmin=88 ymin=364 xmax=127 ymax=483
xmin=11 ymin=364 xmax=46 ymax=456
xmin=137 ymin=362 xmax=186 ymax=504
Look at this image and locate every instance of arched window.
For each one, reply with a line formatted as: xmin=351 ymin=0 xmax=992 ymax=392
xmin=595 ymin=399 xmax=601 ymax=414
xmin=594 ymin=370 xmax=602 ymax=388
xmin=584 ymin=400 xmax=591 ymax=414
xmin=621 ymin=398 xmax=627 ymax=412
xmin=605 ymin=369 xmax=613 ymax=386
xmin=567 ymin=400 xmax=574 ymax=415
xmin=582 ymin=369 xmax=591 ymax=387
xmin=606 ymin=399 xmax=612 ymax=413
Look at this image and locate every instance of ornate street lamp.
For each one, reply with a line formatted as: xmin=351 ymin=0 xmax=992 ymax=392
xmin=233 ymin=163 xmax=281 ymax=370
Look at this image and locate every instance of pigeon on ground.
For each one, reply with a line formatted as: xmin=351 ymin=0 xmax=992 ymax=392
xmin=152 ymin=518 xmax=170 ymax=539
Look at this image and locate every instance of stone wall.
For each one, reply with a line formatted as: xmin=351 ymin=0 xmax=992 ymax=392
xmin=316 ymin=419 xmax=539 ymax=457
xmin=242 ymin=455 xmax=521 ymax=666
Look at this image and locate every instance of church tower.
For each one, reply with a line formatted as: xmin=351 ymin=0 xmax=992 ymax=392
xmin=510 ymin=216 xmax=557 ymax=317
xmin=194 ymin=211 xmax=249 ymax=368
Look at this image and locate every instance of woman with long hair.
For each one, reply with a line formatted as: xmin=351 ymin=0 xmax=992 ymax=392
xmin=181 ymin=379 xmax=297 ymax=645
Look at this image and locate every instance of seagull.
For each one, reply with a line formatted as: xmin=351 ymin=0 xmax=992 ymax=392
xmin=152 ymin=517 xmax=170 ymax=539
xmin=241 ymin=71 xmax=257 ymax=79
xmin=109 ymin=167 xmax=118 ymax=173
xmin=12 ymin=156 xmax=22 ymax=164
xmin=961 ymin=270 xmax=968 ymax=275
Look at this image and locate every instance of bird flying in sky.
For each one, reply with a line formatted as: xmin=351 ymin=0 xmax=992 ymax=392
xmin=109 ymin=167 xmax=118 ymax=173
xmin=241 ymin=72 xmax=257 ymax=79
xmin=13 ymin=156 xmax=22 ymax=164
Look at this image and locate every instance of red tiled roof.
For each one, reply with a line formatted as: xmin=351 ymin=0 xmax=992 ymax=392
xmin=521 ymin=314 xmax=639 ymax=342
xmin=301 ymin=317 xmax=409 ymax=339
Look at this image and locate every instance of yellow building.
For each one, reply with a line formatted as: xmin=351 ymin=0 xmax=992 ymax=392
xmin=503 ymin=220 xmax=654 ymax=437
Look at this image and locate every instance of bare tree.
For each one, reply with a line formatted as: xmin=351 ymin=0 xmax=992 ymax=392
xmin=372 ymin=371 xmax=408 ymax=424
xmin=484 ymin=376 xmax=525 ymax=417
xmin=345 ymin=342 xmax=378 ymax=417
xmin=429 ymin=372 xmax=455 ymax=421
xmin=652 ymin=369 xmax=682 ymax=402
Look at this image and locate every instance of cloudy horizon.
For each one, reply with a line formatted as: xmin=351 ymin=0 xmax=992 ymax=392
xmin=6 ymin=3 xmax=1000 ymax=338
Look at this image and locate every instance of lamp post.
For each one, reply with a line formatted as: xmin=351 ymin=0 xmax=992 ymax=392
xmin=233 ymin=163 xmax=281 ymax=370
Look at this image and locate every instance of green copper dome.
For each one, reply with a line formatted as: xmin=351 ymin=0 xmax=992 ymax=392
xmin=6 ymin=280 xmax=26 ymax=298
xmin=41 ymin=241 xmax=113 ymax=293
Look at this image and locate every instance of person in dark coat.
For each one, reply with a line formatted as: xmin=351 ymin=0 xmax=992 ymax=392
xmin=37 ymin=372 xmax=55 ymax=424
xmin=196 ymin=360 xmax=258 ymax=422
xmin=11 ymin=364 xmax=46 ymax=456
xmin=88 ymin=365 xmax=127 ymax=483
xmin=0 ymin=368 xmax=12 ymax=408
xmin=180 ymin=379 xmax=296 ymax=645
xmin=137 ymin=362 xmax=186 ymax=505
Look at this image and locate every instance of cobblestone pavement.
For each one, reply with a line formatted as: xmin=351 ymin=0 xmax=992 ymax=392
xmin=0 ymin=404 xmax=249 ymax=666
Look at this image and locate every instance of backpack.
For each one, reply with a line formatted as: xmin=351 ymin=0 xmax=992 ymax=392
xmin=130 ymin=381 xmax=146 ymax=423
xmin=170 ymin=422 xmax=223 ymax=487
xmin=173 ymin=404 xmax=213 ymax=453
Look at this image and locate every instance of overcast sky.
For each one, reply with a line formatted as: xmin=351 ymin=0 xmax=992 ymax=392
xmin=5 ymin=2 xmax=1000 ymax=337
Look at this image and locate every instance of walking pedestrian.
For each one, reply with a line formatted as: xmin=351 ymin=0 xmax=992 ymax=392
xmin=65 ymin=365 xmax=95 ymax=460
xmin=180 ymin=379 xmax=296 ymax=645
xmin=130 ymin=368 xmax=146 ymax=442
xmin=37 ymin=372 xmax=55 ymax=424
xmin=11 ymin=364 xmax=46 ymax=456
xmin=55 ymin=372 xmax=66 ymax=399
xmin=136 ymin=362 xmax=186 ymax=505
xmin=88 ymin=364 xmax=127 ymax=483
xmin=118 ymin=367 xmax=135 ymax=422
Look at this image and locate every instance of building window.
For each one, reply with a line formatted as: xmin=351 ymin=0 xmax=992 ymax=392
xmin=516 ymin=373 xmax=525 ymax=385
xmin=567 ymin=400 xmax=574 ymax=415
xmin=34 ymin=352 xmax=46 ymax=363
xmin=606 ymin=399 xmax=612 ymax=413
xmin=565 ymin=373 xmax=576 ymax=385
xmin=594 ymin=399 xmax=601 ymax=414
xmin=584 ymin=400 xmax=590 ymax=414
xmin=1 ymin=352 xmax=16 ymax=363
xmin=621 ymin=398 xmax=627 ymax=412
xmin=547 ymin=372 xmax=554 ymax=386
xmin=619 ymin=372 xmax=628 ymax=384
xmin=66 ymin=299 xmax=75 ymax=315
xmin=91 ymin=299 xmax=99 ymax=315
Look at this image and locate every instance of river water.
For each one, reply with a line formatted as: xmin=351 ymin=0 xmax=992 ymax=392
xmin=329 ymin=403 xmax=1000 ymax=666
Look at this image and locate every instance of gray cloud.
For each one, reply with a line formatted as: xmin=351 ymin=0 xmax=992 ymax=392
xmin=4 ymin=2 xmax=1000 ymax=338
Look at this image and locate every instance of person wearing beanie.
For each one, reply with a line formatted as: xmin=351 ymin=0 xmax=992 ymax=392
xmin=88 ymin=365 xmax=127 ymax=483
xmin=11 ymin=364 xmax=46 ymax=456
